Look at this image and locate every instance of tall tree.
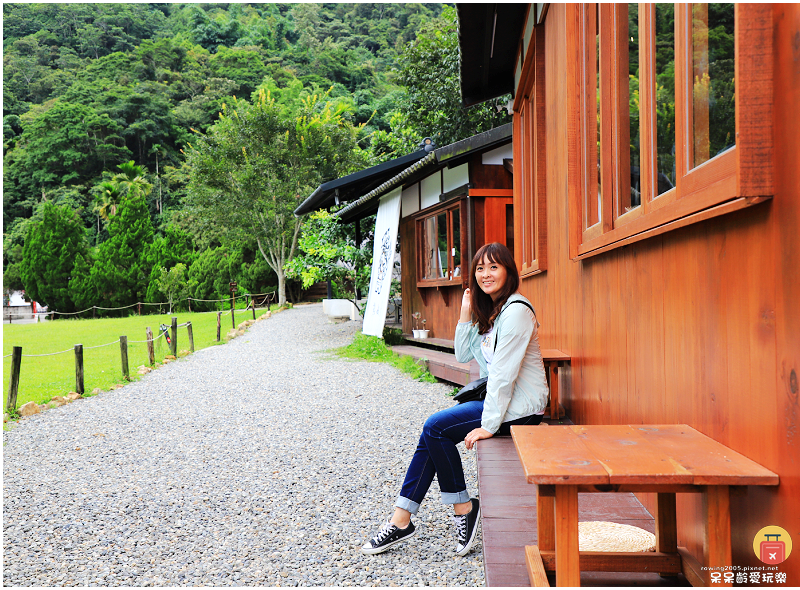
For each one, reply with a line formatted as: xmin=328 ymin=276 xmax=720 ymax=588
xmin=19 ymin=200 xmax=88 ymax=312
xmin=89 ymin=189 xmax=154 ymax=310
xmin=185 ymin=88 xmax=367 ymax=305
xmin=396 ymin=6 xmax=511 ymax=147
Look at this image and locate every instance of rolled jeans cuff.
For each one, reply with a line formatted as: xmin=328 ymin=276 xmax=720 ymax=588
xmin=441 ymin=489 xmax=470 ymax=505
xmin=395 ymin=495 xmax=421 ymax=515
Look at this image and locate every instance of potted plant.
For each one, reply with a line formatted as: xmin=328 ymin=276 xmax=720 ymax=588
xmin=412 ymin=312 xmax=429 ymax=338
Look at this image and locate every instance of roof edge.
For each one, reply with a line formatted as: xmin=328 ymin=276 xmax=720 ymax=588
xmin=434 ymin=123 xmax=513 ymax=163
xmin=333 ymin=151 xmax=438 ymax=219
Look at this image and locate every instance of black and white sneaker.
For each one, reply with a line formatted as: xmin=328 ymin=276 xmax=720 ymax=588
xmin=361 ymin=520 xmax=416 ymax=555
xmin=453 ymin=498 xmax=481 ymax=556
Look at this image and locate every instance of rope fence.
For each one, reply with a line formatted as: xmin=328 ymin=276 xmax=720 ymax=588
xmin=7 ymin=290 xmax=279 ymax=323
xmin=3 ymin=301 xmax=274 ymax=415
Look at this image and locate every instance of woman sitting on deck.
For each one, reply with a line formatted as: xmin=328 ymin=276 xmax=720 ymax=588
xmin=362 ymin=242 xmax=550 ymax=556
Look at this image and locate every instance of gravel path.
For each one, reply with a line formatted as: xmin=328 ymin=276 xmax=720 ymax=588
xmin=3 ymin=304 xmax=484 ymax=587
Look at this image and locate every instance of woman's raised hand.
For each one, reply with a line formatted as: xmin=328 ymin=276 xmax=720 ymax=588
xmin=459 ymin=288 xmax=472 ymax=323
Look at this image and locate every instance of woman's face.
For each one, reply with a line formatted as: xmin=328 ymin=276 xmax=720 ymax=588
xmin=475 ymin=256 xmax=508 ymax=301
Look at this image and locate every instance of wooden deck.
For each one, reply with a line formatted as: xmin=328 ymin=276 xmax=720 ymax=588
xmin=477 ymin=427 xmax=691 ymax=587
xmin=391 ymin=344 xmax=481 ymax=385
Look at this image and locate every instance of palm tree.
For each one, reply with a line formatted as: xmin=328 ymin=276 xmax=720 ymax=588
xmin=112 ymin=160 xmax=153 ymax=201
xmin=93 ymin=181 xmax=121 ymax=221
xmin=92 ymin=181 xmax=121 ymax=246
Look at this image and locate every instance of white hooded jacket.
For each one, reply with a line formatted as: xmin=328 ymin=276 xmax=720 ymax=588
xmin=454 ymin=293 xmax=549 ymax=433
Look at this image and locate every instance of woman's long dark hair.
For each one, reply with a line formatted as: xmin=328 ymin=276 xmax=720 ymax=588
xmin=469 ymin=242 xmax=520 ymax=334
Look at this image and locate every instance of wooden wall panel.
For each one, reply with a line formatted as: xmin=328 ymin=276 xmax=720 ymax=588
xmin=510 ymin=3 xmax=799 ymax=579
xmin=399 ymin=216 xmax=418 ymax=335
xmin=483 ymin=198 xmax=513 ymax=246
xmin=738 ymin=2 xmax=800 ymax=576
xmin=470 ymin=154 xmax=513 ymax=190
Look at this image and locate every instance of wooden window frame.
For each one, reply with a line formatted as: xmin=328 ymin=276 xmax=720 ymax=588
xmin=567 ymin=3 xmax=773 ymax=260
xmin=414 ymin=199 xmax=465 ymax=288
xmin=513 ymin=14 xmax=548 ymax=277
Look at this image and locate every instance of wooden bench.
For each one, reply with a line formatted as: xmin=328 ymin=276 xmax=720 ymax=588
xmin=511 ymin=424 xmax=780 ymax=587
xmin=393 ymin=339 xmax=571 ymax=420
xmin=540 ymin=349 xmax=570 ymax=419
xmin=476 ymin=433 xmax=683 ymax=587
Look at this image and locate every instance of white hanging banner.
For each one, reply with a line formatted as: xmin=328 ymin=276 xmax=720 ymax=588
xmin=362 ymin=187 xmax=402 ymax=338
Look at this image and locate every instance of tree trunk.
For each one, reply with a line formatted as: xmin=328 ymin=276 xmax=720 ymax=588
xmin=276 ymin=266 xmax=287 ymax=307
xmin=254 ymin=236 xmax=288 ymax=306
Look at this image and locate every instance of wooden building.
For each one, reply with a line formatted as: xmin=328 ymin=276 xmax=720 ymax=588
xmin=296 ymin=126 xmax=516 ymax=339
xmin=458 ymin=2 xmax=799 ymax=581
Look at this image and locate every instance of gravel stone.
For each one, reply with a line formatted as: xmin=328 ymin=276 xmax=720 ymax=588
xmin=4 ymin=303 xmax=484 ymax=586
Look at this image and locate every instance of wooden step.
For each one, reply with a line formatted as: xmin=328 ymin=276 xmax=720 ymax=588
xmin=391 ymin=344 xmax=480 ymax=385
xmin=401 ymin=334 xmax=456 ymax=352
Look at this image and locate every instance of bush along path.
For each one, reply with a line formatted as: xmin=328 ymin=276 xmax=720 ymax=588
xmin=2 ymin=302 xmax=485 ymax=586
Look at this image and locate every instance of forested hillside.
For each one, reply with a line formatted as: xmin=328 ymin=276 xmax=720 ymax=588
xmin=3 ymin=3 xmax=510 ymax=310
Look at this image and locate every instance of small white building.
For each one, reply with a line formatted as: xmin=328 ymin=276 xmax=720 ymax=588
xmin=3 ymin=290 xmax=46 ymax=322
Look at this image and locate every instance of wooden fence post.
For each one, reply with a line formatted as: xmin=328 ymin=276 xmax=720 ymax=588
xmin=251 ymin=295 xmax=256 ymax=320
xmin=231 ymin=294 xmax=236 ymax=329
xmin=92 ymin=306 xmax=96 ymax=319
xmin=75 ymin=344 xmax=84 ymax=395
xmin=120 ymin=335 xmax=130 ymax=380
xmin=146 ymin=327 xmax=155 ymax=365
xmin=138 ymin=303 xmax=141 ymax=316
xmin=6 ymin=346 xmax=22 ymax=413
xmin=188 ymin=298 xmax=192 ymax=313
xmin=170 ymin=317 xmax=177 ymax=356
xmin=216 ymin=312 xmax=222 ymax=342
xmin=187 ymin=322 xmax=194 ymax=352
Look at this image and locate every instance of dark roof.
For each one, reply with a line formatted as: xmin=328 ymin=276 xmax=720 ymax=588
xmin=331 ymin=123 xmax=513 ymax=223
xmin=293 ymin=149 xmax=429 ymax=217
xmin=457 ymin=3 xmax=528 ymax=107
xmin=436 ymin=123 xmax=512 ymax=165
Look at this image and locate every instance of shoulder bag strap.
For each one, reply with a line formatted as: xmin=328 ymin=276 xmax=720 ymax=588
xmin=494 ymin=300 xmax=536 ymax=351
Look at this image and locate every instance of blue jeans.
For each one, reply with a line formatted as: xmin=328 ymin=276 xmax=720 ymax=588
xmin=395 ymin=400 xmax=542 ymax=514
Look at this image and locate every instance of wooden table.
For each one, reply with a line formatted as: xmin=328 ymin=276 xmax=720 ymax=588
xmin=511 ymin=424 xmax=779 ymax=587
xmin=541 ymin=349 xmax=570 ymax=420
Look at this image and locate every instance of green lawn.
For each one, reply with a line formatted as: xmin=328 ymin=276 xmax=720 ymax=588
xmin=3 ymin=307 xmax=274 ymax=411
xmin=333 ymin=332 xmax=437 ymax=384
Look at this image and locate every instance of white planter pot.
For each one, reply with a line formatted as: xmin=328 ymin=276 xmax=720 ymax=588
xmin=417 ymin=330 xmax=430 ymax=339
xmin=412 ymin=329 xmax=421 ymax=338
xmin=322 ymin=299 xmax=354 ymax=318
xmin=323 ymin=299 xmax=358 ymax=320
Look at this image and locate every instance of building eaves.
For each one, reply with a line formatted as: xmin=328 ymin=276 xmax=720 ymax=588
xmin=333 ymin=124 xmax=514 ymax=221
xmin=435 ymin=123 xmax=512 ymax=165
xmin=293 ymin=149 xmax=429 ymax=217
xmin=333 ymin=151 xmax=438 ymax=219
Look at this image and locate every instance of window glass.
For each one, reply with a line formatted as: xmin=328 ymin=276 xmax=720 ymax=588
xmin=451 ymin=208 xmax=461 ymax=279
xmin=437 ymin=211 xmax=448 ymax=276
xmin=691 ymin=3 xmax=735 ymax=168
xmin=418 ymin=205 xmax=462 ymax=282
xmin=655 ymin=4 xmax=676 ymax=195
xmin=505 ymin=204 xmax=515 ymax=259
xmin=595 ymin=4 xmax=603 ymax=222
xmin=627 ymin=3 xmax=642 ymax=211
xmin=423 ymin=215 xmax=444 ymax=279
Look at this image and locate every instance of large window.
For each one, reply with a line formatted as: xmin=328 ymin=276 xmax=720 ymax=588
xmin=513 ymin=18 xmax=547 ymax=276
xmin=567 ymin=3 xmax=772 ymax=259
xmin=416 ymin=201 xmax=463 ymax=287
